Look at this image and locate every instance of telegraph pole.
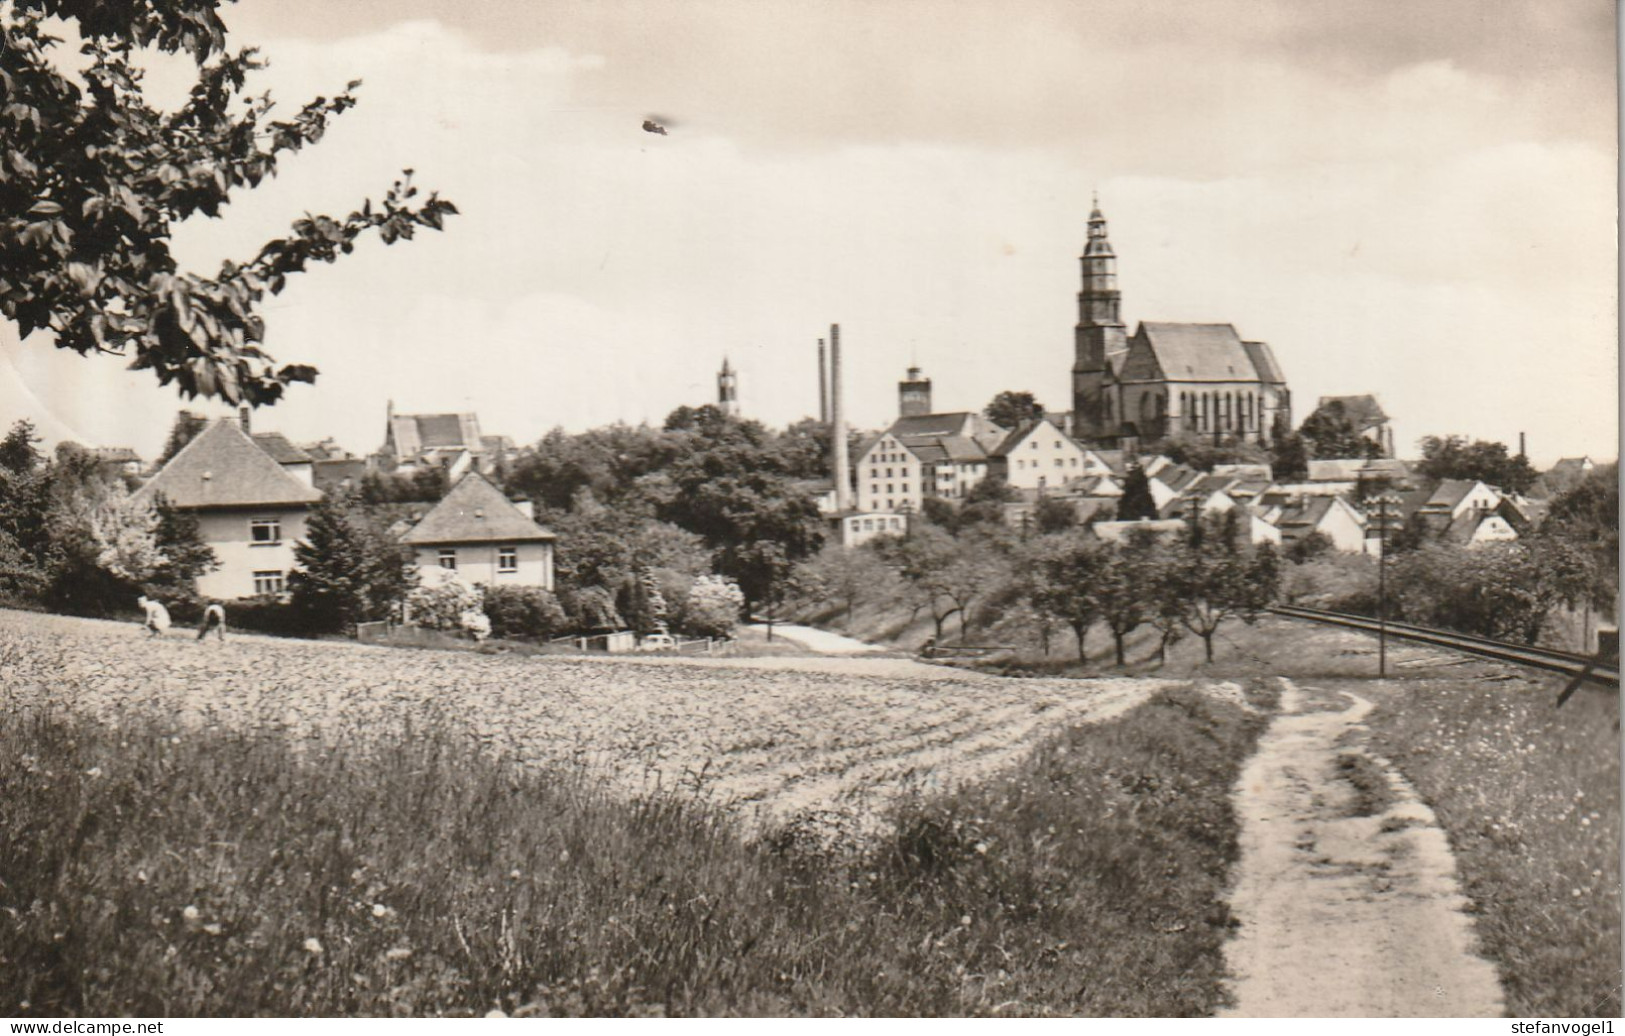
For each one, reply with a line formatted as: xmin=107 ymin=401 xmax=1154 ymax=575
xmin=1372 ymin=492 xmax=1402 ymax=678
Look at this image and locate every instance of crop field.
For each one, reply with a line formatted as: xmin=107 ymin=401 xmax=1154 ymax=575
xmin=0 ymin=609 xmax=1162 ymax=832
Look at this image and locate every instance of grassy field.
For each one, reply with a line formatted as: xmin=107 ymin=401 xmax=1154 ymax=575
xmin=1054 ymin=614 xmax=1621 ymax=1018
xmin=1 ymin=653 xmax=1271 ymax=1016
xmin=1359 ymin=672 xmax=1621 ymax=1016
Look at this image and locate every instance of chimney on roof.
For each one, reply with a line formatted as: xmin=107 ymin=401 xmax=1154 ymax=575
xmin=238 ymin=404 xmax=251 ymax=435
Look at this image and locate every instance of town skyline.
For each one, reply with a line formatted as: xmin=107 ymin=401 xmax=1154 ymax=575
xmin=0 ymin=0 xmax=1614 ymax=468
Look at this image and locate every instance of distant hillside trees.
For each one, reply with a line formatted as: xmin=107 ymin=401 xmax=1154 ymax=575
xmin=1415 ymin=435 xmax=1537 ymax=494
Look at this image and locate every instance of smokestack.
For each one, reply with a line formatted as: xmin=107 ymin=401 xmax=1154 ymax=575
xmin=817 ymin=338 xmax=829 ymax=424
xmin=830 ymin=324 xmax=852 ymax=512
xmin=1518 ymin=431 xmax=1526 ymax=458
xmin=238 ymin=403 xmax=251 ymax=435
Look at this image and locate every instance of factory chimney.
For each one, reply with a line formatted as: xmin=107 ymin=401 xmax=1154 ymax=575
xmin=818 ymin=338 xmax=829 ymax=424
xmin=830 ymin=324 xmax=852 ymax=512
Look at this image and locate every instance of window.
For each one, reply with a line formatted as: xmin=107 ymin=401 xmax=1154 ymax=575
xmin=1030 ymin=441 xmax=1038 ymax=449
xmin=250 ymin=517 xmax=281 ymax=545
xmin=864 ymin=519 xmax=875 ymax=531
xmin=886 ymin=467 xmax=893 ymax=478
xmin=253 ymin=570 xmax=284 ymax=595
xmin=1055 ymin=458 xmax=1064 ymax=467
xmin=438 ymin=549 xmax=457 ymax=570
xmin=891 ymin=518 xmax=902 ymax=529
xmin=498 ymin=546 xmax=518 ymax=573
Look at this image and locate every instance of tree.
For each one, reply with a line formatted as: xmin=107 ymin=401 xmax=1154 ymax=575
xmin=1269 ymin=432 xmax=1309 ymax=483
xmin=1095 ymin=533 xmax=1154 ymax=666
xmin=1033 ymin=495 xmax=1078 ymax=535
xmin=1035 ymin=533 xmax=1107 ymax=662
xmin=482 ymin=585 xmax=567 ymax=640
xmin=793 ymin=543 xmax=896 ymax=629
xmin=156 ymin=410 xmax=208 ymax=465
xmin=1298 ymin=400 xmax=1379 ymax=460
xmin=1415 ymin=435 xmax=1537 ymax=494
xmin=0 ymin=420 xmax=43 ymax=476
xmin=679 ymin=574 xmax=745 ymax=638
xmin=1 ymin=1 xmax=456 ymax=405
xmin=984 ymin=391 xmax=1043 ymax=429
xmin=1166 ymin=514 xmax=1279 ymax=662
xmin=1143 ymin=433 xmax=1269 ymax=472
xmin=288 ymin=490 xmax=418 ymax=632
xmin=1115 ymin=463 xmax=1158 ymax=521
xmin=149 ymin=494 xmax=217 ymax=596
xmin=894 ymin=524 xmax=966 ymax=641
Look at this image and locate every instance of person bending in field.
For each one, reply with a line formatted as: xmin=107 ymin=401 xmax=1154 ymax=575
xmin=197 ymin=601 xmax=226 ymax=642
xmin=138 ymin=595 xmax=171 ymax=637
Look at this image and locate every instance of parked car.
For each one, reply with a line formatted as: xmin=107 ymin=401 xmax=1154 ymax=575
xmin=639 ymin=632 xmax=676 ymax=651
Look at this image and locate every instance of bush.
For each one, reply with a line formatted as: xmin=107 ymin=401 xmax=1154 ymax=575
xmin=406 ymin=574 xmax=488 ymax=639
xmin=482 ymin=585 xmax=568 ymax=640
xmin=226 ymin=598 xmax=324 ymax=638
xmin=676 ymin=574 xmax=744 ymax=638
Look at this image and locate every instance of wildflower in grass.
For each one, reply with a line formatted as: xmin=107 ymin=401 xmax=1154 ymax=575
xmin=303 ymin=937 xmax=324 ymax=956
xmin=371 ymin=903 xmax=391 ymax=918
xmin=385 ymin=947 xmax=413 ymax=962
xmin=202 ymin=923 xmax=223 ymax=936
xmin=960 ymin=915 xmax=972 ymax=926
xmin=182 ymin=905 xmax=200 ymax=922
xmin=485 ymin=1009 xmax=507 ymax=1018
xmin=84 ymin=766 xmax=103 ymax=778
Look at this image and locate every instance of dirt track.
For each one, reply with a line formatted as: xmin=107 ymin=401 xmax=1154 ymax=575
xmin=1221 ymin=678 xmax=1505 ymax=1017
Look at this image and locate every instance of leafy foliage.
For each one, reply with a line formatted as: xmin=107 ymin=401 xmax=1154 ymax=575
xmin=288 ymin=490 xmax=417 ymax=633
xmin=982 ymin=390 xmax=1042 ymax=429
xmin=481 ymin=585 xmax=568 ymax=640
xmin=678 ymin=574 xmax=744 ymax=638
xmin=155 ymin=410 xmax=207 ymax=465
xmin=1114 ymin=463 xmax=1158 ymax=521
xmin=0 ymin=1 xmax=455 ymax=403
xmin=1297 ymin=399 xmax=1381 ymax=460
xmin=1415 ymin=435 xmax=1537 ymax=494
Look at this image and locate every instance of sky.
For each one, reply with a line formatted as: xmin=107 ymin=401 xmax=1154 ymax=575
xmin=0 ymin=0 xmax=1616 ymax=467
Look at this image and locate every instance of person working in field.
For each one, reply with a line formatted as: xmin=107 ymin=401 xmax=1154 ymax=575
xmin=137 ymin=595 xmax=171 ymax=637
xmin=197 ymin=601 xmax=226 ymax=642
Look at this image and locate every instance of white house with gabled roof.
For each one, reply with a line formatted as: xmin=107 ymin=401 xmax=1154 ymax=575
xmin=399 ymin=472 xmax=557 ymax=589
xmin=132 ymin=417 xmax=323 ymax=600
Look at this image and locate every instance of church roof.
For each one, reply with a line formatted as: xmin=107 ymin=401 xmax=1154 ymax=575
xmin=387 ymin=411 xmax=484 ymax=459
xmin=1121 ymin=323 xmax=1262 ymax=383
xmin=1242 ymin=341 xmax=1287 ymax=384
xmin=400 ymin=472 xmax=557 ymax=545
xmin=134 ymin=419 xmax=323 ymax=510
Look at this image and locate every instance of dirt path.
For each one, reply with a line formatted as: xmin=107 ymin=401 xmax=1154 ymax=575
xmin=1220 ymin=678 xmax=1505 ymax=1017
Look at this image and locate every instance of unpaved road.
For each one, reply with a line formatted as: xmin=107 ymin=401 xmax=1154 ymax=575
xmin=1221 ymin=678 xmax=1506 ymax=1017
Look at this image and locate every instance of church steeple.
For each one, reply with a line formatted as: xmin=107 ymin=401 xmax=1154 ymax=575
xmin=717 ymin=357 xmax=740 ymax=417
xmin=1071 ymin=198 xmax=1128 ymax=440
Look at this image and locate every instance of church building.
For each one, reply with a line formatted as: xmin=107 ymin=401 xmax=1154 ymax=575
xmin=1068 ymin=203 xmax=1291 ymax=448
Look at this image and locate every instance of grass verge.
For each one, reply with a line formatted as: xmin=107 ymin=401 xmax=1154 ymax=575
xmin=1360 ymin=677 xmax=1621 ymax=1016
xmin=1 ymin=684 xmax=1266 ymax=1017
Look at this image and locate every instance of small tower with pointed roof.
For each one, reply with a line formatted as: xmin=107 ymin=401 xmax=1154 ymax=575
xmin=1071 ymin=196 xmax=1128 ymax=439
xmin=717 ymin=357 xmax=740 ymax=417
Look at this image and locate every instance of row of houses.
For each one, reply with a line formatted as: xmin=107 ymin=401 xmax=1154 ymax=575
xmin=818 ymin=392 xmax=1562 ymax=552
xmin=131 ymin=414 xmax=554 ymax=601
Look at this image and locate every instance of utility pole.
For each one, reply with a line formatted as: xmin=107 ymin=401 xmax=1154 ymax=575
xmin=1372 ymin=492 xmax=1403 ymax=679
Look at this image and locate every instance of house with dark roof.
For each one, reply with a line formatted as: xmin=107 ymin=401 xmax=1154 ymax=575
xmin=250 ymin=432 xmax=314 ymax=486
xmin=1067 ymin=203 xmax=1291 ymax=448
xmin=133 ymin=417 xmax=323 ymax=600
xmin=1269 ymin=495 xmax=1367 ymax=553
xmin=398 ymin=472 xmax=557 ymax=589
